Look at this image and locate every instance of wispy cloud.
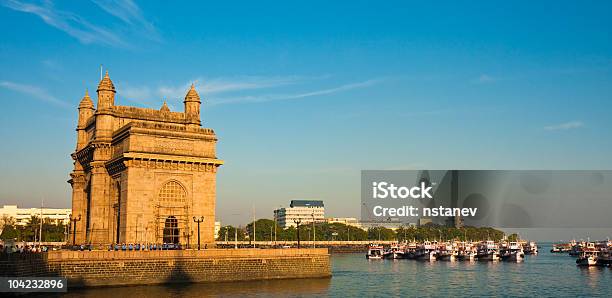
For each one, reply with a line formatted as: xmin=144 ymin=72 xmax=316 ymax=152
xmin=92 ymin=0 xmax=160 ymax=42
xmin=472 ymin=74 xmax=497 ymax=84
xmin=209 ymin=79 xmax=383 ymax=105
xmin=1 ymin=0 xmax=126 ymax=47
xmin=544 ymin=121 xmax=584 ymax=131
xmin=116 ymin=75 xmax=382 ymax=108
xmin=157 ymin=76 xmax=303 ymax=100
xmin=2 ymin=0 xmax=158 ymax=47
xmin=0 ymin=81 xmax=69 ymax=107
xmin=119 ymin=75 xmax=307 ymax=101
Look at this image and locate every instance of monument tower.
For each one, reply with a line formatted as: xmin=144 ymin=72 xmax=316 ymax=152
xmin=68 ymin=72 xmax=223 ymax=246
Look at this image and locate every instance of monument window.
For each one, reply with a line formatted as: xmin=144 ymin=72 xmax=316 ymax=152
xmin=158 ymin=180 xmax=186 ymax=202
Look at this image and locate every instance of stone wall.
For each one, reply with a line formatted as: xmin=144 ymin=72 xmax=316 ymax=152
xmin=0 ymin=248 xmax=330 ymax=288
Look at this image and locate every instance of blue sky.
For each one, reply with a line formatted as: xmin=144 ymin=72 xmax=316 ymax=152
xmin=1 ymin=1 xmax=612 ymax=229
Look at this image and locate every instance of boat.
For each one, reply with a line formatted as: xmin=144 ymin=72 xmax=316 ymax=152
xmin=569 ymin=240 xmax=585 ymax=257
xmin=404 ymin=241 xmax=418 ymax=259
xmin=477 ymin=240 xmax=499 ymax=261
xmin=524 ymin=241 xmax=538 ymax=255
xmin=366 ymin=244 xmax=384 ymax=259
xmin=415 ymin=241 xmax=437 ymax=261
xmin=597 ymin=247 xmax=610 ymax=267
xmin=457 ymin=241 xmax=477 ymax=261
xmin=576 ymin=243 xmax=599 ymax=266
xmin=383 ymin=243 xmax=406 ymax=259
xmin=500 ymin=241 xmax=524 ymax=262
xmin=436 ymin=242 xmax=458 ymax=261
xmin=550 ymin=243 xmax=571 ymax=253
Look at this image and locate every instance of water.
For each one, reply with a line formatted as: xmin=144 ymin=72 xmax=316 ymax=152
xmin=59 ymin=244 xmax=610 ymax=297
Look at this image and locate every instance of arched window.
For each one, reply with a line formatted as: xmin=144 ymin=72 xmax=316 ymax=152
xmin=158 ymin=180 xmax=186 ymax=203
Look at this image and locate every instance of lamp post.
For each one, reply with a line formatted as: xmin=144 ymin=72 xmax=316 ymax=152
xmin=293 ymin=219 xmax=302 ymax=248
xmin=234 ymin=226 xmax=238 ymax=249
xmin=70 ymin=215 xmax=81 ymax=246
xmin=193 ymin=216 xmax=204 ymax=250
xmin=311 ymin=212 xmax=316 ymax=248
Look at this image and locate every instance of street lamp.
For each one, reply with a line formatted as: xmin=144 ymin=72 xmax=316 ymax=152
xmin=193 ymin=216 xmax=204 ymax=250
xmin=311 ymin=213 xmax=316 ymax=248
xmin=70 ymin=214 xmax=81 ymax=246
xmin=293 ymin=219 xmax=302 ymax=248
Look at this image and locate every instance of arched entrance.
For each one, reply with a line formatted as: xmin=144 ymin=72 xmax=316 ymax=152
xmin=163 ymin=216 xmax=179 ymax=244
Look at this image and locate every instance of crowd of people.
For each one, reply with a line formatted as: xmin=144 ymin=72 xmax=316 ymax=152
xmin=0 ymin=241 xmax=206 ymax=253
xmin=108 ymin=243 xmax=184 ymax=251
xmin=1 ymin=243 xmax=49 ymax=253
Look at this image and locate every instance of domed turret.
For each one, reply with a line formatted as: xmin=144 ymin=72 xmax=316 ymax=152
xmin=78 ymin=90 xmax=94 ymax=109
xmin=76 ymin=89 xmax=95 ymax=150
xmin=160 ymin=100 xmax=170 ymax=112
xmin=96 ymin=71 xmax=116 ymax=109
xmin=184 ymin=84 xmax=201 ymax=125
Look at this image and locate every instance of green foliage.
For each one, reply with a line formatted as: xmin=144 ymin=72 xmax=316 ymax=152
xmin=217 ymin=225 xmax=246 ymax=241
xmin=367 ymin=227 xmax=396 ymax=241
xmin=0 ymin=216 xmax=67 ymax=242
xmin=221 ymin=219 xmax=510 ymax=243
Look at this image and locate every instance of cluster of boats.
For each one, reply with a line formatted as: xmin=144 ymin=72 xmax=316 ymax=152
xmin=551 ymin=239 xmax=612 ymax=267
xmin=366 ymin=240 xmax=538 ymax=262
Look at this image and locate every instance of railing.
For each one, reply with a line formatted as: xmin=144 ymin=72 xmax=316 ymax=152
xmin=215 ymin=240 xmax=398 ymax=245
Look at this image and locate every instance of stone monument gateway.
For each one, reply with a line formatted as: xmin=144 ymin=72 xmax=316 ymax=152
xmin=68 ymin=72 xmax=223 ymax=247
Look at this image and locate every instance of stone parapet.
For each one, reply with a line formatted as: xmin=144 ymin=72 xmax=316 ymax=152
xmin=0 ymin=249 xmax=331 ymax=288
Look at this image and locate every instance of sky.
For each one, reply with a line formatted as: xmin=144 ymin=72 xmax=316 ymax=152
xmin=1 ymin=1 xmax=611 ymax=239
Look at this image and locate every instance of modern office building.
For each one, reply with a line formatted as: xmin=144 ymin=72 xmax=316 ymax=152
xmin=0 ymin=205 xmax=71 ymax=226
xmin=274 ymin=200 xmax=325 ymax=228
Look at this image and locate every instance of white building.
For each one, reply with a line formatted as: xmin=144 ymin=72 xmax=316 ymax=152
xmin=214 ymin=221 xmax=221 ymax=239
xmin=0 ymin=205 xmax=71 ymax=226
xmin=359 ymin=219 xmax=405 ymax=231
xmin=274 ymin=200 xmax=325 ymax=228
xmin=326 ymin=217 xmax=361 ymax=228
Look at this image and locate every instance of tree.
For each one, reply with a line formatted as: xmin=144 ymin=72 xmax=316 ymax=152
xmin=246 ymin=219 xmax=283 ymax=241
xmin=367 ymin=227 xmax=395 ymax=241
xmin=217 ymin=225 xmax=246 ymax=241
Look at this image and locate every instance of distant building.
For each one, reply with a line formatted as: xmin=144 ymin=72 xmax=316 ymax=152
xmin=0 ymin=205 xmax=71 ymax=226
xmin=326 ymin=217 xmax=361 ymax=228
xmin=359 ymin=219 xmax=404 ymax=231
xmin=418 ymin=218 xmax=433 ymax=226
xmin=274 ymin=200 xmax=325 ymax=228
xmin=214 ymin=221 xmax=221 ymax=239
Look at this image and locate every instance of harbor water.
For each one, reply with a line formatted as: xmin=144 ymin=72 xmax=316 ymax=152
xmin=59 ymin=244 xmax=610 ymax=297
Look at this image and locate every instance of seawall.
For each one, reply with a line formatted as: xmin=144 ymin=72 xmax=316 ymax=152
xmin=0 ymin=248 xmax=331 ymax=288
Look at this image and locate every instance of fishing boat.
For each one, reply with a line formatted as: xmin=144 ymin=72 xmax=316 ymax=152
xmin=569 ymin=240 xmax=584 ymax=256
xmin=415 ymin=241 xmax=437 ymax=261
xmin=596 ymin=247 xmax=610 ymax=267
xmin=457 ymin=241 xmax=477 ymax=261
xmin=550 ymin=243 xmax=571 ymax=253
xmin=524 ymin=241 xmax=538 ymax=255
xmin=576 ymin=243 xmax=599 ymax=266
xmin=477 ymin=240 xmax=499 ymax=261
xmin=404 ymin=241 xmax=418 ymax=259
xmin=383 ymin=243 xmax=405 ymax=259
xmin=436 ymin=242 xmax=458 ymax=261
xmin=500 ymin=241 xmax=525 ymax=262
xmin=366 ymin=244 xmax=384 ymax=259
